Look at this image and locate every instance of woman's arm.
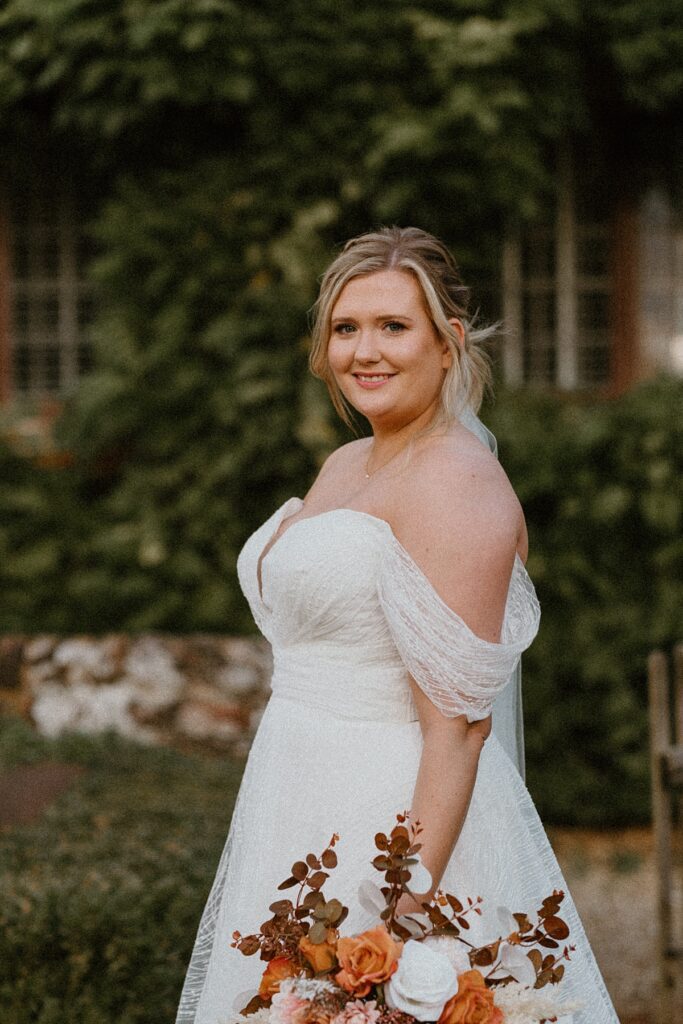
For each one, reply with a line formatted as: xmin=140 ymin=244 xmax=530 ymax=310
xmin=390 ymin=440 xmax=525 ymax=909
xmin=396 ymin=686 xmax=491 ymax=913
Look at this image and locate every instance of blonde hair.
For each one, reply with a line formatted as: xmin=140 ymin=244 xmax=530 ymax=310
xmin=309 ymin=226 xmax=494 ymax=430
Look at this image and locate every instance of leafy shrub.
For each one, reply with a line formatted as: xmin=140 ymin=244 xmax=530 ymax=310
xmin=0 ymin=716 xmax=243 ymax=1023
xmin=485 ymin=377 xmax=683 ymax=826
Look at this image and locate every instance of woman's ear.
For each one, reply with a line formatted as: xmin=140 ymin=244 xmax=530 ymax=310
xmin=441 ymin=318 xmax=464 ymax=369
xmin=448 ymin=318 xmax=465 ymax=348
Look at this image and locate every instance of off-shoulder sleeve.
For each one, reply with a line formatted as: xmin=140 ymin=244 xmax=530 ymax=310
xmin=377 ymin=536 xmax=541 ymax=722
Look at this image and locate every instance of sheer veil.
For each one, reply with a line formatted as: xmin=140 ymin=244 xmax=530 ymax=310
xmin=458 ymin=407 xmax=526 ymax=778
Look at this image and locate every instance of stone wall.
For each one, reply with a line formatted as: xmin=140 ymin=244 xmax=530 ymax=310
xmin=0 ymin=634 xmax=272 ymax=757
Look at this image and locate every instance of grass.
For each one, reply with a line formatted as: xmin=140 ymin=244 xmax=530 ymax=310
xmin=0 ymin=714 xmax=244 ymax=1023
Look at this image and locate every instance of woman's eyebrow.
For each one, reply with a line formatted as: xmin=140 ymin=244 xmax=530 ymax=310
xmin=330 ymin=313 xmax=415 ymax=323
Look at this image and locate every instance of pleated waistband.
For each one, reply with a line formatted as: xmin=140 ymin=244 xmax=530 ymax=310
xmin=270 ymin=647 xmax=418 ymax=723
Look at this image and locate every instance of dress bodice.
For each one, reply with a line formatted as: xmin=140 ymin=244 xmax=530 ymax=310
xmin=237 ymin=498 xmax=540 ymax=724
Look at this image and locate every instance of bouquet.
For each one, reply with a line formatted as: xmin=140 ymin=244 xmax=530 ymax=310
xmin=231 ymin=815 xmax=581 ymax=1024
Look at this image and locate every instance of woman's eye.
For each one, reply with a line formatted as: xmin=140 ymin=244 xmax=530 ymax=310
xmin=385 ymin=321 xmax=405 ymax=333
xmin=333 ymin=323 xmax=356 ymax=335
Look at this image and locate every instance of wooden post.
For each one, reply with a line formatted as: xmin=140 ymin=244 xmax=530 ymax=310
xmin=649 ymin=649 xmax=682 ymax=1020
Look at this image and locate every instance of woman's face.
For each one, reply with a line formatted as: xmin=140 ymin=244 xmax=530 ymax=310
xmin=327 ymin=270 xmax=454 ymax=432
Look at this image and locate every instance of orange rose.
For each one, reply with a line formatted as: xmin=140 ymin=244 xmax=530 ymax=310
xmin=299 ymin=933 xmax=338 ymax=973
xmin=438 ymin=970 xmax=503 ymax=1024
xmin=258 ymin=956 xmax=299 ymax=999
xmin=335 ymin=926 xmax=402 ymax=997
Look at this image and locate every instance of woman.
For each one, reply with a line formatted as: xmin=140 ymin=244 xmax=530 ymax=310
xmin=176 ymin=227 xmax=618 ymax=1024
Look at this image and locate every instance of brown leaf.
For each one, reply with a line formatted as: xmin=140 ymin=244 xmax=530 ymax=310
xmin=528 ymin=949 xmax=542 ymax=972
xmin=552 ymin=964 xmax=565 ymax=983
xmin=269 ymin=899 xmax=293 ymax=915
xmin=456 ymin=916 xmax=470 ymax=930
xmin=278 ymin=877 xmax=299 ymax=890
xmin=291 ymin=861 xmax=308 ymax=881
xmin=513 ymin=913 xmax=532 ymax=933
xmin=241 ymin=994 xmax=269 ymax=1015
xmin=321 ymin=848 xmax=338 ymax=869
xmin=538 ymin=936 xmax=559 ymax=949
xmin=544 ymin=916 xmax=570 ymax=940
xmin=375 ymin=833 xmax=389 ymax=851
xmin=306 ymin=854 xmax=321 ymax=869
xmin=446 ymin=894 xmax=464 ymax=913
xmin=309 ymin=920 xmax=329 ymax=944
xmin=325 ymin=898 xmax=344 ymax=922
xmin=238 ymin=935 xmax=260 ymax=956
xmin=373 ymin=855 xmax=390 ymax=871
xmin=303 ymin=891 xmax=324 ymax=909
xmin=308 ymin=871 xmax=329 ymax=890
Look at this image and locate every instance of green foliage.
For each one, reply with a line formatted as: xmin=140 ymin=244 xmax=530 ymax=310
xmin=0 ymin=379 xmax=680 ymax=827
xmin=485 ymin=377 xmax=683 ymax=826
xmin=0 ymin=715 xmax=243 ymax=1023
xmin=0 ymin=0 xmax=681 ymax=828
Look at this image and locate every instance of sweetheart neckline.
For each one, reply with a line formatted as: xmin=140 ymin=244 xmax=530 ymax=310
xmin=255 ymin=499 xmax=536 ymax=642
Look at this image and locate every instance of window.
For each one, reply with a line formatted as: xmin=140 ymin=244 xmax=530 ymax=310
xmin=5 ymin=194 xmax=95 ymax=397
xmin=501 ymin=151 xmax=613 ymax=390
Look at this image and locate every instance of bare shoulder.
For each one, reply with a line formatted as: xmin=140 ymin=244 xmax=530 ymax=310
xmin=390 ymin=430 xmax=525 ymax=641
xmin=394 ymin=430 xmax=523 ymax=549
xmin=304 ymin=437 xmax=369 ymax=501
xmin=316 ymin=438 xmax=368 ymax=479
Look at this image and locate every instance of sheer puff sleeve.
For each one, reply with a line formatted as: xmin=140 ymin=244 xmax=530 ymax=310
xmin=377 ymin=535 xmax=541 ymax=722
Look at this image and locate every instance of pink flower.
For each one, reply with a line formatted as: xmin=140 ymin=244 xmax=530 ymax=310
xmin=271 ymin=984 xmax=309 ymax=1024
xmin=331 ymin=999 xmax=381 ymax=1024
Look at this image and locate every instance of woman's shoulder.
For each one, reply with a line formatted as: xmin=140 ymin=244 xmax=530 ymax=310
xmin=392 ymin=427 xmax=524 ymax=552
xmin=316 ymin=438 xmax=369 ymax=478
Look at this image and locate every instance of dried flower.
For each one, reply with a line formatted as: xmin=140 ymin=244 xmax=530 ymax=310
xmin=376 ymin=1008 xmax=417 ymax=1024
xmin=331 ymin=998 xmax=381 ymax=1024
xmin=270 ymin=983 xmax=309 ymax=1024
xmin=260 ymin=957 xmax=300 ymax=1000
xmin=493 ymin=981 xmax=582 ymax=1022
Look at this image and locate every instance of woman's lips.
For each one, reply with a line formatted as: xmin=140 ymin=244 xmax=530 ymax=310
xmin=352 ymin=373 xmax=395 ymax=389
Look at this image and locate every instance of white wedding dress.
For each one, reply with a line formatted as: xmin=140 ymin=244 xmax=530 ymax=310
xmin=176 ymin=498 xmax=619 ymax=1024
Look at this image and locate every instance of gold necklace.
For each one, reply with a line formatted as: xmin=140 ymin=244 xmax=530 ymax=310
xmin=364 ymin=442 xmax=409 ymax=478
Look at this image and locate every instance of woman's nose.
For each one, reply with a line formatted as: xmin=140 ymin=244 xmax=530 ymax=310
xmin=353 ymin=329 xmax=381 ymax=362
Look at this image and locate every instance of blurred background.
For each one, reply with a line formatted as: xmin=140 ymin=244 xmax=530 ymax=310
xmin=0 ymin=1 xmax=681 ymax=1021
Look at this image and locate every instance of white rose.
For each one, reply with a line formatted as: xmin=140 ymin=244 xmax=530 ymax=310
xmin=385 ymin=940 xmax=459 ymax=1021
xmin=422 ymin=935 xmax=470 ymax=976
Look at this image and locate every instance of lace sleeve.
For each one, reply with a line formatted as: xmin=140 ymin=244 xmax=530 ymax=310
xmin=377 ymin=536 xmax=541 ymax=722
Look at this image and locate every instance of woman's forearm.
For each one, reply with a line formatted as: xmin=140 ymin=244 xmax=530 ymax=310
xmin=405 ymin=721 xmax=489 ymax=902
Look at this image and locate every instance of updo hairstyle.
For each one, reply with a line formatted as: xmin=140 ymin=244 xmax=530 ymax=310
xmin=309 ymin=226 xmax=493 ymax=430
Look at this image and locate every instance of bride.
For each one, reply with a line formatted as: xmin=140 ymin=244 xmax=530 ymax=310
xmin=176 ymin=227 xmax=618 ymax=1024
